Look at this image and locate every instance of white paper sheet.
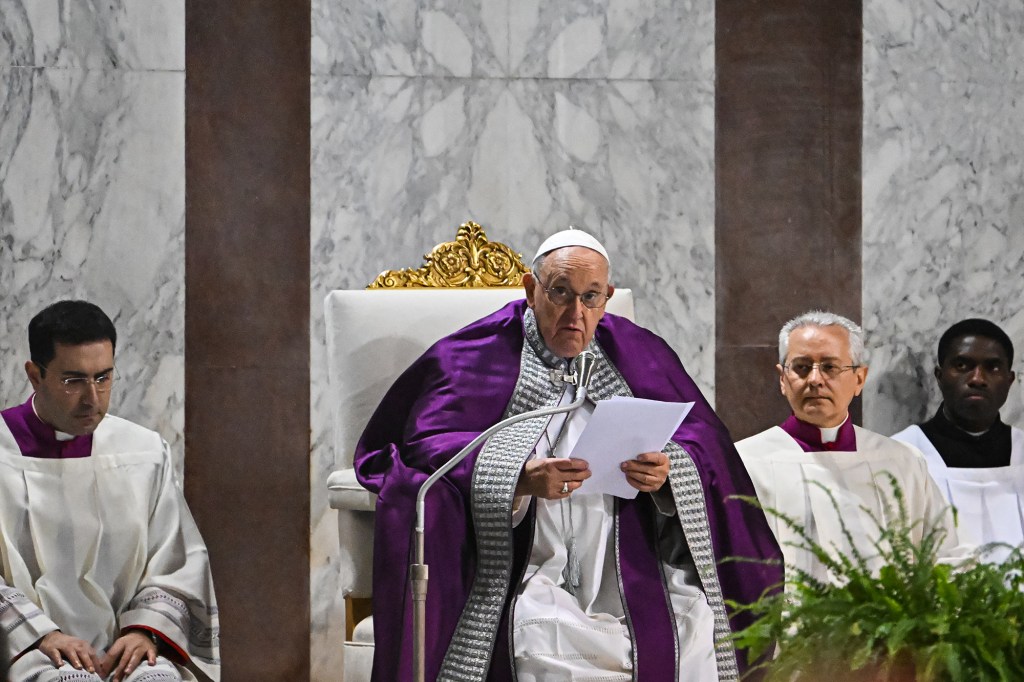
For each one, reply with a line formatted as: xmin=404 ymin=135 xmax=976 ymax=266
xmin=567 ymin=396 xmax=694 ymax=498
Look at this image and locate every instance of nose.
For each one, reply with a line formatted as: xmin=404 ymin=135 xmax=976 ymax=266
xmin=806 ymin=364 xmax=825 ymax=385
xmin=567 ymin=295 xmax=586 ymax=318
xmin=80 ymin=381 xmax=101 ymax=403
xmin=966 ymin=365 xmax=989 ymax=386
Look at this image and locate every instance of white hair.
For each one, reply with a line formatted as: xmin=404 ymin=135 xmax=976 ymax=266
xmin=778 ymin=310 xmax=867 ymax=365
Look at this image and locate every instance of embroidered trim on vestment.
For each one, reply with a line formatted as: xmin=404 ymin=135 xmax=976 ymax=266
xmin=129 ymin=587 xmax=220 ymax=666
xmin=438 ymin=311 xmax=564 ymax=680
xmin=662 ymin=441 xmax=739 ymax=680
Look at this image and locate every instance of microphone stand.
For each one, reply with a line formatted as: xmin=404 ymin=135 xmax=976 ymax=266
xmin=411 ymin=351 xmax=596 ymax=682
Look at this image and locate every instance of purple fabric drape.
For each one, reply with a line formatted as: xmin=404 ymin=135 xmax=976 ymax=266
xmin=1 ymin=397 xmax=93 ymax=459
xmin=354 ymin=300 xmax=782 ymax=681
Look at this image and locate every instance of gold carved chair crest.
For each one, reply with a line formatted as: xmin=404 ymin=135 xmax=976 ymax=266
xmin=368 ymin=221 xmax=528 ymax=289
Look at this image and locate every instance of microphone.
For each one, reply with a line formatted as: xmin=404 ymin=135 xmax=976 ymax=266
xmin=571 ymin=351 xmax=596 ymax=399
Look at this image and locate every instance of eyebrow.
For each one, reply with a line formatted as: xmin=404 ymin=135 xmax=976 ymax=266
xmin=549 ymin=278 xmax=605 ymax=289
xmin=950 ymin=353 xmax=1007 ymax=361
xmin=59 ymin=367 xmax=115 ymax=378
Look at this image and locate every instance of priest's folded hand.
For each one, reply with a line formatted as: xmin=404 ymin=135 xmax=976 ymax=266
xmin=516 ymin=457 xmax=591 ymax=499
xmin=621 ymin=451 xmax=669 ymax=492
xmin=100 ymin=630 xmax=158 ymax=681
xmin=37 ymin=630 xmax=101 ymax=674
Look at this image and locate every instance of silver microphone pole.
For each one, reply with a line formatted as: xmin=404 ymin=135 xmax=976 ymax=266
xmin=411 ymin=350 xmax=596 ymax=682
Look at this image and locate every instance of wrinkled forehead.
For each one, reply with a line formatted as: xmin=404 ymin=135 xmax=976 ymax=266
xmin=786 ymin=324 xmax=852 ymax=357
xmin=538 ymin=246 xmax=610 ymax=282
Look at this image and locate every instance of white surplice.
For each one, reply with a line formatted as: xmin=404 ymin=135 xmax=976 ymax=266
xmin=0 ymin=414 xmax=219 ymax=682
xmin=893 ymin=424 xmax=1024 ymax=562
xmin=512 ymin=387 xmax=718 ymax=682
xmin=735 ymin=426 xmax=959 ymax=586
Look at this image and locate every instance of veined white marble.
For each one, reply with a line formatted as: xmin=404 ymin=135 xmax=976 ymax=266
xmin=0 ymin=64 xmax=185 ymax=464
xmin=863 ymin=0 xmax=1024 ymax=436
xmin=311 ymin=0 xmax=712 ymax=79
xmin=2 ymin=0 xmax=183 ymax=70
xmin=523 ymin=0 xmax=712 ymax=79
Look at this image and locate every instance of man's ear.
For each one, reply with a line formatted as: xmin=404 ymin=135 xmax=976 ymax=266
xmin=853 ymin=365 xmax=869 ymax=396
xmin=523 ymin=272 xmax=536 ymax=308
xmin=25 ymin=360 xmax=42 ymax=390
xmin=776 ymin=364 xmax=786 ymax=395
xmin=606 ymin=283 xmax=615 ymax=300
xmin=933 ymin=365 xmax=942 ymax=383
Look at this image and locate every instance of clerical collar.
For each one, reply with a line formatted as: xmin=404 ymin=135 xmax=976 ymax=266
xmin=820 ymin=423 xmax=841 ymax=444
xmin=919 ymin=404 xmax=1011 ymax=468
xmin=780 ymin=414 xmax=857 ymax=452
xmin=31 ymin=394 xmax=75 ymax=441
xmin=940 ymin=404 xmax=988 ymax=437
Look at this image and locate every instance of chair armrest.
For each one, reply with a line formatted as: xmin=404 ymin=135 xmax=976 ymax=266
xmin=327 ymin=468 xmax=377 ymax=512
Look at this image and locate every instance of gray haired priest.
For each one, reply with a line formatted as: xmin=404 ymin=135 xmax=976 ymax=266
xmin=354 ymin=228 xmax=782 ymax=681
xmin=0 ymin=301 xmax=219 ymax=682
xmin=735 ymin=310 xmax=958 ymax=585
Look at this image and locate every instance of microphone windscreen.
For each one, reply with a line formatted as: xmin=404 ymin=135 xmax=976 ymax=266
xmin=572 ymin=351 xmax=597 ymax=391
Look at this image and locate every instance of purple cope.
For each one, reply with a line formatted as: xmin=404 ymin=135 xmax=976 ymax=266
xmin=354 ymin=300 xmax=783 ymax=681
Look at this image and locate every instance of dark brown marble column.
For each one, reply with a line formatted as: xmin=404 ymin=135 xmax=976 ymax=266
xmin=715 ymin=0 xmax=862 ymax=439
xmin=184 ymin=2 xmax=311 ymax=678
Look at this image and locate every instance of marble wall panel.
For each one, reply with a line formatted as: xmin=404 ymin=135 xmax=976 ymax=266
xmin=3 ymin=0 xmax=183 ymax=70
xmin=863 ymin=0 xmax=1024 ymax=435
xmin=311 ymin=0 xmax=712 ymax=80
xmin=515 ymin=0 xmax=712 ymax=79
xmin=310 ymin=2 xmax=713 ymax=675
xmin=0 ymin=2 xmax=185 ymax=464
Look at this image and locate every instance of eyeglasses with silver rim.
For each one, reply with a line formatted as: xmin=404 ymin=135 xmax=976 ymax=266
xmin=537 ymin=276 xmax=611 ymax=309
xmin=38 ymin=364 xmax=117 ymax=394
xmin=783 ymin=361 xmax=860 ymax=380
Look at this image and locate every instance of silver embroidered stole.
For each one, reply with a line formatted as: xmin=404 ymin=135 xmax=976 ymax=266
xmin=438 ymin=310 xmax=738 ymax=681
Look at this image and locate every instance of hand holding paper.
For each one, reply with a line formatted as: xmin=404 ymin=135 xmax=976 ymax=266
xmin=620 ymin=451 xmax=670 ymax=494
xmin=567 ymin=396 xmax=694 ymax=498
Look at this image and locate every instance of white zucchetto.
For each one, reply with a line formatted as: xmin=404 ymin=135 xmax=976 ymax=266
xmin=532 ymin=226 xmax=610 ymax=266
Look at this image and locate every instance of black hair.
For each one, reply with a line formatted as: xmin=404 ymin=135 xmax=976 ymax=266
xmin=28 ymin=300 xmax=117 ymax=370
xmin=936 ymin=318 xmax=1014 ymax=367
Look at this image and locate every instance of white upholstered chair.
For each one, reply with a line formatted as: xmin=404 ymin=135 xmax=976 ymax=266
xmin=325 ymin=223 xmax=634 ymax=681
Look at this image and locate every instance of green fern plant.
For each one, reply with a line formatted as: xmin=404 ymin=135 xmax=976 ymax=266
xmin=730 ymin=473 xmax=1024 ymax=681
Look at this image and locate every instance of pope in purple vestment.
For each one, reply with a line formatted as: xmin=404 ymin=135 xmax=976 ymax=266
xmin=354 ymin=295 xmax=781 ymax=681
xmin=355 ymin=230 xmax=781 ymax=681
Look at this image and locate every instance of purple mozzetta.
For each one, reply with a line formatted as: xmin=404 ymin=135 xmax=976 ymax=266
xmin=354 ymin=300 xmax=782 ymax=681
xmin=2 ymin=397 xmax=94 ymax=459
xmin=780 ymin=414 xmax=858 ymax=452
